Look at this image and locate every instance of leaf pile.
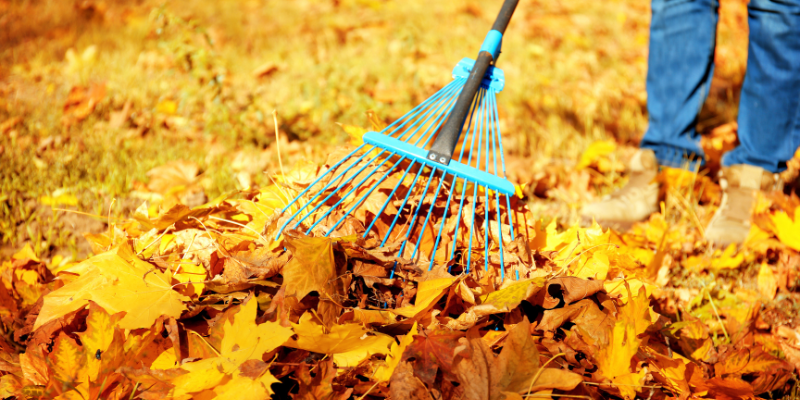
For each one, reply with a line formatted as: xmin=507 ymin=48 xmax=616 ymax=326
xmin=1 ymin=153 xmax=800 ymax=399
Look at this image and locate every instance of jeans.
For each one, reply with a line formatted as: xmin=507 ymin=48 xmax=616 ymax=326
xmin=640 ymin=0 xmax=800 ymax=173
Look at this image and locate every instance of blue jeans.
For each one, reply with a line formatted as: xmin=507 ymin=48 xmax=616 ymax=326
xmin=640 ymin=0 xmax=800 ymax=173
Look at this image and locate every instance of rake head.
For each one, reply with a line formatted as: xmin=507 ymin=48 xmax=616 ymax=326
xmin=276 ymin=58 xmax=520 ymax=280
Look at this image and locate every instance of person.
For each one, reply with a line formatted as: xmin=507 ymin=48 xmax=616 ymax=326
xmin=580 ymin=0 xmax=800 ymax=245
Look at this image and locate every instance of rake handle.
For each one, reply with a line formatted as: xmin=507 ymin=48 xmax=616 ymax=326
xmin=426 ymin=0 xmax=519 ymax=165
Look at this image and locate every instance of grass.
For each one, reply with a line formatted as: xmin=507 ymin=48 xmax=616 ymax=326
xmin=0 ymin=0 xmax=749 ymax=261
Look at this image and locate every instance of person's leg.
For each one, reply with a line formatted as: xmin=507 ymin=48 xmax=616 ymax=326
xmin=640 ymin=0 xmax=719 ymax=169
xmin=581 ymin=0 xmax=719 ymax=227
xmin=705 ymin=0 xmax=800 ymax=245
xmin=722 ymin=0 xmax=800 ymax=173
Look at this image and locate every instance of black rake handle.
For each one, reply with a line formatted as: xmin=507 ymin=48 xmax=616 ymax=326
xmin=426 ymin=0 xmax=519 ymax=165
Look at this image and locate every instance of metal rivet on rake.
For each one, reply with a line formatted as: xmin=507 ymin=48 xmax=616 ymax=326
xmin=429 ymin=154 xmax=436 ymax=160
xmin=439 ymin=157 xmax=447 ymax=163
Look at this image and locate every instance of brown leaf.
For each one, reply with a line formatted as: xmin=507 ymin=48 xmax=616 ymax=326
xmin=282 ymin=231 xmax=337 ymax=301
xmin=389 ymin=361 xmax=435 ymax=400
xmin=451 ymin=322 xmax=582 ymax=400
xmin=294 ymin=359 xmax=352 ymax=400
xmin=146 ymin=160 xmax=199 ymax=195
xmin=540 ymin=277 xmax=604 ymax=309
xmin=705 ymin=377 xmax=754 ymax=400
xmin=403 ymin=330 xmax=464 ymax=386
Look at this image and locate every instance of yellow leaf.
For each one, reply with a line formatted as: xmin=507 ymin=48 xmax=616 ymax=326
xmin=0 ymin=375 xmax=22 ymax=398
xmin=170 ymin=357 xmax=230 ymax=397
xmin=35 ymin=244 xmax=189 ymax=331
xmin=757 ymin=263 xmax=777 ymax=300
xmin=479 ymin=278 xmax=544 ymax=311
xmin=374 ymin=322 xmax=419 ymax=382
xmin=709 ymin=244 xmax=744 ymax=269
xmin=156 ymin=100 xmax=177 ymax=115
xmin=78 ymin=304 xmax=124 ymax=380
xmin=572 ymin=251 xmax=610 ymax=280
xmin=290 ymin=313 xmax=393 ymax=367
xmin=39 ymin=193 xmax=78 ymax=207
xmin=159 ymin=233 xmax=177 ymax=254
xmin=49 ymin=334 xmax=85 ymax=383
xmin=282 ymin=234 xmax=337 ymax=301
xmin=770 ymin=207 xmax=800 ymax=251
xmin=577 ymin=140 xmax=616 ymax=169
xmin=12 ymin=243 xmax=39 ymax=262
xmin=151 ymin=348 xmax=178 ymax=370
xmin=215 ymin=374 xmax=273 ymax=400
xmin=253 ymin=185 xmax=297 ymax=217
xmin=220 ymin=299 xmax=293 ymax=363
xmin=173 ymin=259 xmax=207 ymax=296
xmin=514 ymin=183 xmax=527 ymax=198
xmin=596 ymin=287 xmax=653 ymax=399
xmin=275 ymin=159 xmax=319 ymax=187
xmin=20 ymin=351 xmax=48 ymax=386
xmin=336 ymin=122 xmax=368 ymax=146
xmin=392 ymin=277 xmax=457 ymax=318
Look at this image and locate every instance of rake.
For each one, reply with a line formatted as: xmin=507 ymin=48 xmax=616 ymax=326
xmin=276 ymin=0 xmax=520 ymax=280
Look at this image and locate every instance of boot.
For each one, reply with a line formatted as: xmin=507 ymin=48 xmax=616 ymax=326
xmin=705 ymin=164 xmax=782 ymax=245
xmin=580 ymin=149 xmax=660 ymax=230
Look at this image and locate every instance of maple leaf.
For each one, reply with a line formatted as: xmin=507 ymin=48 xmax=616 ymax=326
xmin=170 ymin=259 xmax=207 ymax=297
xmin=282 ymin=233 xmax=337 ymax=301
xmin=450 ymin=320 xmax=582 ymax=400
xmin=294 ymin=359 xmax=352 ymax=400
xmin=213 ymin=360 xmax=279 ymax=399
xmin=374 ymin=322 xmax=419 ymax=382
xmin=0 ymin=375 xmax=22 ymax=398
xmin=392 ymin=277 xmax=457 ymax=318
xmin=35 ymin=244 xmax=189 ymax=331
xmin=48 ymin=333 xmax=85 ymax=385
xmin=402 ymin=330 xmax=463 ymax=385
xmin=757 ymin=262 xmax=777 ymax=300
xmin=19 ymin=346 xmax=49 ymax=387
xmin=289 ymin=312 xmax=393 ymax=367
xmin=219 ymin=298 xmax=293 ymax=363
xmin=595 ymin=286 xmax=654 ymax=399
xmin=169 ymin=357 xmax=230 ymax=397
xmin=77 ymin=303 xmax=125 ymax=381
xmin=770 ymin=207 xmax=800 ymax=251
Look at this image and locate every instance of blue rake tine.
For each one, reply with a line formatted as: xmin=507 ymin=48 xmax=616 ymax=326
xmin=485 ymin=89 xmax=506 ymax=280
xmin=385 ymin=79 xmax=464 ymax=140
xmin=449 ymin=177 xmax=470 ymax=272
xmin=385 ymin=166 xmax=428 ymax=279
xmin=281 ymin=149 xmax=388 ymax=234
xmin=276 ymin=145 xmax=374 ymax=237
xmin=363 ymin=160 xmax=417 ymax=237
xmin=307 ymin=153 xmax=402 ymax=235
xmin=394 ymin=167 xmax=437 ymax=259
xmin=410 ymin=170 xmax=447 ymax=262
xmin=465 ymin=184 xmax=479 ymax=274
xmin=277 ymin=145 xmax=366 ymax=225
xmin=445 ymin=91 xmax=484 ymax=272
xmin=279 ymin=77 xmax=463 ymax=239
xmin=489 ymin=91 xmax=515 ymax=241
xmin=396 ymin=80 xmax=465 ymax=144
xmin=323 ymin=155 xmax=409 ymax=237
xmin=429 ymin=173 xmax=458 ymax=271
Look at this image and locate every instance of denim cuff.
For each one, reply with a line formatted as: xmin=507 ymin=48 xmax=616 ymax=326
xmin=649 ymin=145 xmax=705 ymax=171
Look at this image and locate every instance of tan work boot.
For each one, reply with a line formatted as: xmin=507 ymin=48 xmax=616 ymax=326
xmin=580 ymin=149 xmax=660 ymax=230
xmin=705 ymin=164 xmax=782 ymax=245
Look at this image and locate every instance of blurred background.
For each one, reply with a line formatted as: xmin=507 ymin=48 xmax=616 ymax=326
xmin=0 ymin=0 xmax=749 ymax=262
